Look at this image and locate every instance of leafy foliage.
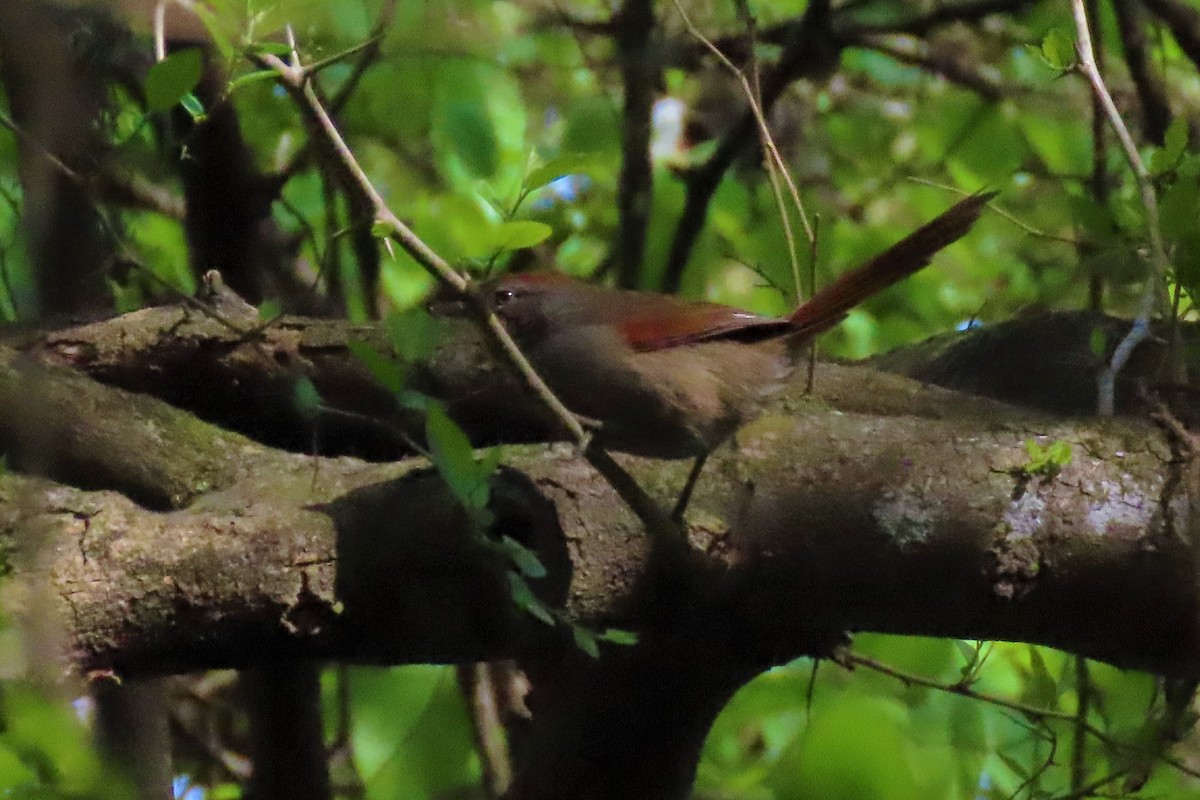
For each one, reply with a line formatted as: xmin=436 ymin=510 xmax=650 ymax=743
xmin=1 ymin=0 xmax=1199 ymax=798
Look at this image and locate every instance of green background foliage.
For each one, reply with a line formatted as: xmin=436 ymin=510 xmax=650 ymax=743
xmin=1 ymin=0 xmax=1200 ymax=797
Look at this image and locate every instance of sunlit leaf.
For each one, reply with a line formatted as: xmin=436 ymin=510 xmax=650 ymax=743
xmin=489 ymin=220 xmax=552 ymax=253
xmin=1038 ymin=29 xmax=1076 ymax=71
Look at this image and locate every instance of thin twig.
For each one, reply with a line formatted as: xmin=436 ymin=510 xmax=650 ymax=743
xmin=1069 ymin=657 xmax=1090 ymax=793
xmin=1071 ymin=0 xmax=1171 ymax=416
xmin=907 ymin=177 xmax=1080 ymax=245
xmin=1085 ymin=0 xmax=1107 ymax=311
xmin=671 ymin=0 xmax=813 ymax=300
xmin=840 ymin=651 xmax=1200 ymax=781
xmin=259 ymin=49 xmax=590 ymax=448
xmin=662 ymin=0 xmax=834 ymax=293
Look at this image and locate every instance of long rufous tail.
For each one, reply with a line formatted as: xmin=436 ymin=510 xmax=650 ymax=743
xmin=788 ymin=191 xmax=995 ymax=336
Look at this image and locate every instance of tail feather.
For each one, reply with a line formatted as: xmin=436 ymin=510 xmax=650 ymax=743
xmin=788 ymin=191 xmax=995 ymax=336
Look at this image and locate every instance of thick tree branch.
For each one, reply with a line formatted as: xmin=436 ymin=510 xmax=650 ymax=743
xmin=1 ymin=339 xmax=1197 ymax=677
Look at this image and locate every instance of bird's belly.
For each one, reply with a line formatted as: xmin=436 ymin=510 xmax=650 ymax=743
xmin=528 ymin=331 xmax=794 ymax=458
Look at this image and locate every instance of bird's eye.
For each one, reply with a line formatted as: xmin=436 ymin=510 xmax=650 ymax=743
xmin=493 ymin=288 xmax=517 ymax=308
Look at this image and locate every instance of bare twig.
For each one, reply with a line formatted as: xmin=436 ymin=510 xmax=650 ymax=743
xmin=1069 ymin=657 xmax=1090 ymax=793
xmin=848 ymin=33 xmax=1014 ymax=101
xmin=671 ymin=0 xmax=812 ymax=300
xmin=1070 ymin=0 xmax=1172 ymax=416
xmin=662 ymin=0 xmax=835 ymax=293
xmin=841 ymin=0 xmax=1036 ymax=37
xmin=907 ymin=177 xmax=1080 ymax=246
xmin=839 ymin=650 xmax=1200 ymax=781
xmin=1085 ymin=0 xmax=1107 ymax=311
xmin=259 ymin=48 xmax=590 ymax=448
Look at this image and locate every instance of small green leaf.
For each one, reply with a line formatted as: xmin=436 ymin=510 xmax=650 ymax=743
xmin=598 ymin=628 xmax=639 ymax=646
xmin=499 ymin=536 xmax=547 ymax=579
xmin=508 ymin=573 xmax=555 ymax=626
xmin=250 ymin=41 xmax=293 ymax=57
xmin=371 ymin=219 xmax=397 ymax=239
xmin=397 ymin=389 xmax=430 ymax=412
xmin=1023 ymin=646 xmax=1059 ymax=709
xmin=179 ymin=92 xmax=207 ymax=123
xmin=524 ymin=153 xmax=603 ymax=193
xmin=258 ymin=299 xmax=282 ymax=321
xmin=573 ymin=625 xmax=600 ymax=659
xmin=1089 ymin=327 xmax=1107 ymax=358
xmin=1044 ymin=440 xmax=1073 ymax=467
xmin=996 ymin=750 xmax=1032 ymax=781
xmin=348 ymin=340 xmax=406 ymax=395
xmin=489 ymin=220 xmax=552 ymax=253
xmin=386 ymin=307 xmax=443 ymax=363
xmin=292 ymin=377 xmax=323 ymax=422
xmin=227 ymin=69 xmax=280 ymax=95
xmin=1038 ymin=29 xmax=1076 ymax=71
xmin=426 ymin=403 xmax=489 ymax=510
xmin=1152 ymin=116 xmax=1190 ymax=173
xmin=954 ymin=640 xmax=978 ymax=670
xmin=145 ymin=49 xmax=205 ymax=113
xmin=1022 ymin=438 xmax=1072 ymax=477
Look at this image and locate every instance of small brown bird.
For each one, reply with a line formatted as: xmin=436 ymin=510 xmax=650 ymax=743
xmin=478 ymin=193 xmax=993 ymax=460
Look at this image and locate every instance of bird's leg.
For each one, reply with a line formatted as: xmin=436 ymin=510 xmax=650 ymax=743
xmin=671 ymin=451 xmax=710 ymax=522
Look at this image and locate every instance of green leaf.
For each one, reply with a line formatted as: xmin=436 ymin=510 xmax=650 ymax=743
xmin=954 ymin=640 xmax=979 ymax=679
xmin=1038 ymin=29 xmax=1076 ymax=71
xmin=996 ymin=749 xmax=1032 ymax=781
xmin=426 ymin=403 xmax=489 ymax=510
xmin=348 ymin=340 xmax=406 ymax=395
xmin=179 ymin=92 xmax=207 ymax=123
xmin=499 ymin=535 xmax=547 ymax=579
xmin=507 ymin=573 xmax=555 ymax=626
xmin=1023 ymin=646 xmax=1059 ymax=709
xmin=440 ymin=99 xmax=498 ymax=178
xmin=573 ymin=625 xmax=600 ymax=659
xmin=598 ymin=628 xmax=639 ymax=646
xmin=1151 ymin=116 xmax=1190 ymax=173
xmin=258 ymin=299 xmax=282 ymax=321
xmin=227 ymin=69 xmax=280 ymax=95
xmin=489 ymin=220 xmax=552 ymax=253
xmin=525 ymin=153 xmax=603 ymax=192
xmin=1022 ymin=438 xmax=1072 ymax=477
xmin=1089 ymin=326 xmax=1107 ymax=358
xmin=292 ymin=376 xmax=323 ymax=422
xmin=1044 ymin=439 xmax=1073 ymax=467
xmin=371 ymin=219 xmax=397 ymax=239
xmin=386 ymin=307 xmax=444 ymax=363
xmin=145 ymin=48 xmax=205 ymax=113
xmin=249 ymin=41 xmax=294 ymax=57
